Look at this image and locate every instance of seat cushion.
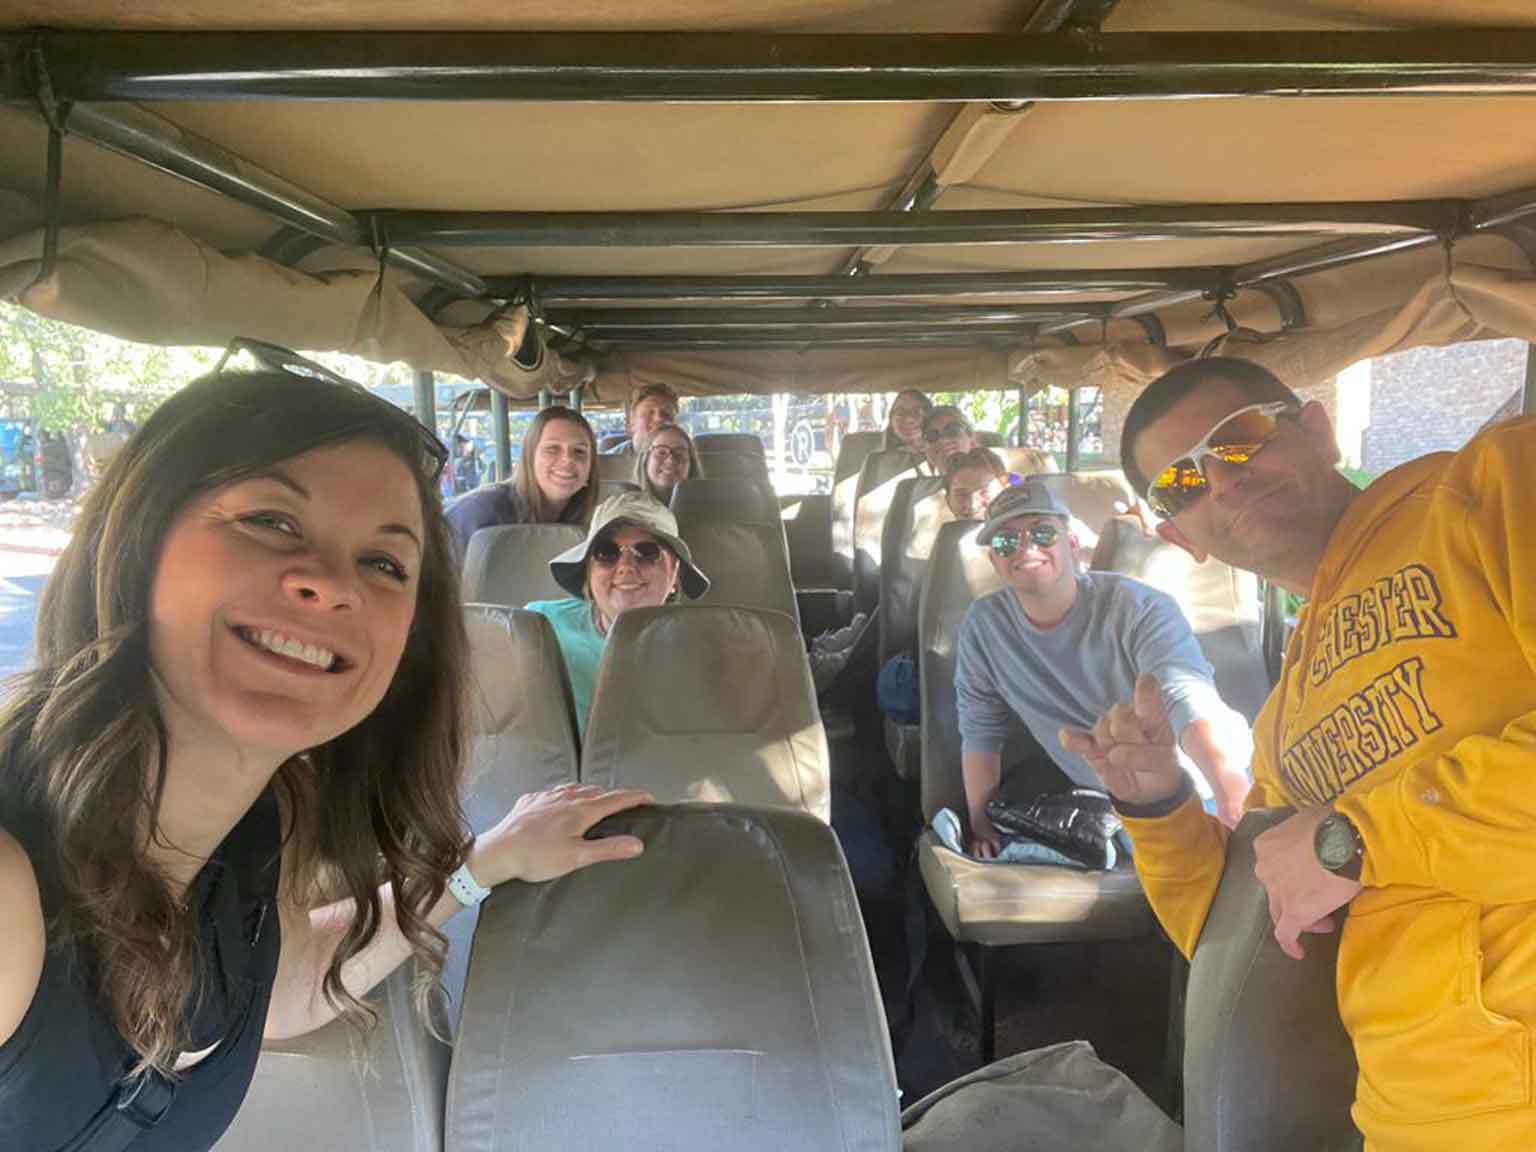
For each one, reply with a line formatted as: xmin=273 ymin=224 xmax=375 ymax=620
xmin=916 ymin=830 xmax=1152 ymax=947
xmin=901 ymin=1041 xmax=1180 ymax=1152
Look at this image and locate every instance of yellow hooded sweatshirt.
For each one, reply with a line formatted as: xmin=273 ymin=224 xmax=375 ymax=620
xmin=1123 ymin=417 xmax=1536 ymax=1152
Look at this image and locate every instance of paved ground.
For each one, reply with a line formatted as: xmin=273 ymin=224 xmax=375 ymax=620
xmin=0 ymin=498 xmax=72 ymax=677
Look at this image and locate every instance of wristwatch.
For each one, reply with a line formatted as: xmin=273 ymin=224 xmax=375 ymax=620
xmin=1314 ymin=811 xmax=1364 ymax=882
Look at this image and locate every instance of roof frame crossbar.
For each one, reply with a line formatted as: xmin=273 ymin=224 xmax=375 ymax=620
xmin=13 ymin=29 xmax=1536 ymax=103
xmin=510 ymin=271 xmax=1209 ymax=306
xmin=563 ymin=304 xmax=1088 ymax=330
xmin=366 ymin=203 xmax=1454 ymax=249
xmin=834 ymin=0 xmax=1112 ymax=277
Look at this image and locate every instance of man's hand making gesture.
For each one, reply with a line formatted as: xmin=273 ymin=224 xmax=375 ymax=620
xmin=1059 ymin=672 xmax=1186 ymax=810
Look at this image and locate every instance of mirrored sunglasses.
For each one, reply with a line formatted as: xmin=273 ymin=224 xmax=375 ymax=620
xmin=590 ymin=539 xmax=667 ymax=567
xmin=990 ymin=522 xmax=1061 ymax=556
xmin=924 ymin=421 xmax=972 ymax=444
xmin=1145 ymin=401 xmax=1297 ymax=519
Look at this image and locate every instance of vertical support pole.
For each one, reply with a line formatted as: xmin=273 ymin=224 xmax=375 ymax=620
xmin=491 ymin=390 xmax=512 ymax=482
xmin=1066 ymin=386 xmax=1082 ymax=473
xmin=538 ymin=388 xmax=552 ymax=410
xmin=412 ymin=369 xmax=436 ymax=432
xmin=977 ymin=944 xmax=997 ymax=1066
xmin=570 ymin=385 xmax=584 ymax=412
xmin=1014 ymin=382 xmax=1026 ymax=446
xmin=1524 ymin=344 xmax=1536 ymax=416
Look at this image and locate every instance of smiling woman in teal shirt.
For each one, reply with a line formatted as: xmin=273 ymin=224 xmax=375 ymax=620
xmin=526 ymin=491 xmax=709 ymax=735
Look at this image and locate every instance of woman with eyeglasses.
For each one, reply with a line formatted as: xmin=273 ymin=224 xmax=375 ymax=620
xmin=525 ymin=492 xmax=710 ymax=736
xmin=0 ymin=362 xmax=648 ymax=1152
xmin=444 ymin=405 xmax=599 ymax=561
xmin=634 ymin=422 xmax=705 ymax=505
xmin=883 ymin=389 xmax=933 ymax=455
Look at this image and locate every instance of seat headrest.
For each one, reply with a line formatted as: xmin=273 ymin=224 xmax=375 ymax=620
xmin=1185 ymin=809 xmax=1360 ymax=1152
xmin=692 ymin=451 xmax=769 ymax=480
xmin=583 ymin=605 xmax=828 ymax=820
xmin=694 ymin=432 xmax=765 ymax=457
xmin=671 ymin=475 xmax=782 ymax=526
xmin=213 ymin=964 xmax=448 ymax=1152
xmin=462 ymin=605 xmax=578 ymax=821
xmin=1002 ymin=446 xmax=1058 ymax=475
xmin=447 ymin=805 xmax=900 ymax=1152
xmin=833 ymin=430 xmax=883 ymax=484
xmin=677 ymin=519 xmax=799 ymax=623
xmin=461 ymin=523 xmax=584 ymax=607
xmin=1036 ymin=470 xmax=1136 ymax=548
xmin=595 ymin=451 xmax=636 ymax=483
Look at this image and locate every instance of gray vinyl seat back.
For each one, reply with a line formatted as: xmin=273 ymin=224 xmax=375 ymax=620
xmin=1185 ymin=809 xmax=1361 ymax=1152
xmin=595 ymin=450 xmax=635 ymax=483
xmin=694 ymin=431 xmax=765 ymax=457
xmin=1035 ymin=469 xmax=1137 ymax=552
xmin=670 ymin=474 xmax=782 ymax=525
xmin=445 ymin=605 xmax=582 ymax=1025
xmin=676 ymin=509 xmax=800 ymax=625
xmin=692 ymin=449 xmax=770 ymax=481
xmin=597 ymin=478 xmax=639 ymax=503
xmin=830 ymin=430 xmax=883 ymax=589
xmin=214 ymin=963 xmax=450 ymax=1152
xmin=1001 ymin=446 xmax=1058 ymax=475
xmin=1093 ymin=517 xmax=1271 ymax=722
xmin=460 ymin=523 xmax=584 ymax=607
xmin=877 ymin=476 xmax=950 ymax=666
xmin=446 ymin=804 xmax=900 ymax=1152
xmin=853 ymin=448 xmax=922 ymax=614
xmin=917 ymin=520 xmax=1043 ymax=822
xmin=582 ymin=604 xmax=830 ymax=821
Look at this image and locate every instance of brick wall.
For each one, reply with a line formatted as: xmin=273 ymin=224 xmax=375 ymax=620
xmin=1362 ymin=340 xmax=1527 ymax=473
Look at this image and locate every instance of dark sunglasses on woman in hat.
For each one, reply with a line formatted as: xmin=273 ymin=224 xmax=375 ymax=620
xmin=1144 ymin=401 xmax=1298 ymax=519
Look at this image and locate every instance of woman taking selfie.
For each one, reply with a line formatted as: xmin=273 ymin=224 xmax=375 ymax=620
xmin=444 ymin=404 xmax=599 ymax=560
xmin=0 ymin=351 xmax=646 ymax=1152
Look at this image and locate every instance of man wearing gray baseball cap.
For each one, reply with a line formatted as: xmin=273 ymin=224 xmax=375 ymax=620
xmin=955 ymin=478 xmax=1252 ymax=857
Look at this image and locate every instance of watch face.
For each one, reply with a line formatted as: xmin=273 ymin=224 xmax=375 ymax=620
xmin=1316 ymin=816 xmax=1359 ymax=870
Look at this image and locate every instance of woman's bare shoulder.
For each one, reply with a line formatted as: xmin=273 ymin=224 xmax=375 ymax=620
xmin=0 ymin=827 xmax=44 ymax=1047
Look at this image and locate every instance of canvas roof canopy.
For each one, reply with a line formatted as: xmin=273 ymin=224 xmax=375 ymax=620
xmin=3 ymin=0 xmax=1536 ymax=400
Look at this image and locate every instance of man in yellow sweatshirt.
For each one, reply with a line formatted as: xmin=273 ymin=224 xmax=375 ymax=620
xmin=1061 ymin=357 xmax=1535 ymax=1152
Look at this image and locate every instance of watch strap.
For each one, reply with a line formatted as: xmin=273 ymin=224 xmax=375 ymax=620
xmin=447 ymin=862 xmax=493 ymax=908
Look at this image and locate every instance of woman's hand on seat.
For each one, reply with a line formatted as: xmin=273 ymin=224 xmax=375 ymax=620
xmin=473 ymin=784 xmax=653 ymax=886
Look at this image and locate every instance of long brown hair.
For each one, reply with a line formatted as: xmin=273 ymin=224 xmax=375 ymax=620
xmin=513 ymin=405 xmax=598 ymax=525
xmin=0 ymin=367 xmax=470 ymax=1073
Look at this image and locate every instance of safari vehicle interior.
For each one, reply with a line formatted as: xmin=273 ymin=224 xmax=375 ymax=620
xmin=5 ymin=2 xmax=1536 ymax=1148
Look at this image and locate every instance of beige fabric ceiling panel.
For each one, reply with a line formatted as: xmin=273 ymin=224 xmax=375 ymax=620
xmin=158 ymin=101 xmax=957 ymax=213
xmin=0 ymin=0 xmax=1037 ymax=32
xmin=970 ymin=97 xmax=1536 ymax=205
xmin=0 ymin=106 xmax=273 ymax=250
xmin=11 ymin=0 xmax=1536 ymax=33
xmin=1106 ymin=0 xmax=1536 ymax=32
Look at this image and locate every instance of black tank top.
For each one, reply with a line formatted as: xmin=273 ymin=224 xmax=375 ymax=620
xmin=0 ymin=790 xmax=283 ymax=1152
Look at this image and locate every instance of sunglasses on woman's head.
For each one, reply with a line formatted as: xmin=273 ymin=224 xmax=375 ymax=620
xmin=590 ymin=539 xmax=666 ymax=567
xmin=1145 ymin=401 xmax=1298 ymax=519
xmin=214 ymin=337 xmax=448 ymax=482
xmin=989 ymin=522 xmax=1061 ymax=556
xmin=924 ymin=422 xmax=971 ymax=444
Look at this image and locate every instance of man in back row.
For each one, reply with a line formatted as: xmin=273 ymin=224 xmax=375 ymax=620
xmin=605 ymin=381 xmax=680 ymax=459
xmin=1064 ymin=357 xmax=1536 ymax=1149
xmin=956 ymin=478 xmax=1253 ymax=856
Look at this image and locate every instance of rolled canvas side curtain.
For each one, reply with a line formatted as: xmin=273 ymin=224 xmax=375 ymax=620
xmin=0 ymin=218 xmax=585 ymax=400
xmin=594 ymin=344 xmax=1012 ymax=399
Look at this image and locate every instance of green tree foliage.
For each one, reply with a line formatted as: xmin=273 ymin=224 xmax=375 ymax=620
xmin=0 ymin=303 xmax=219 ymax=432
